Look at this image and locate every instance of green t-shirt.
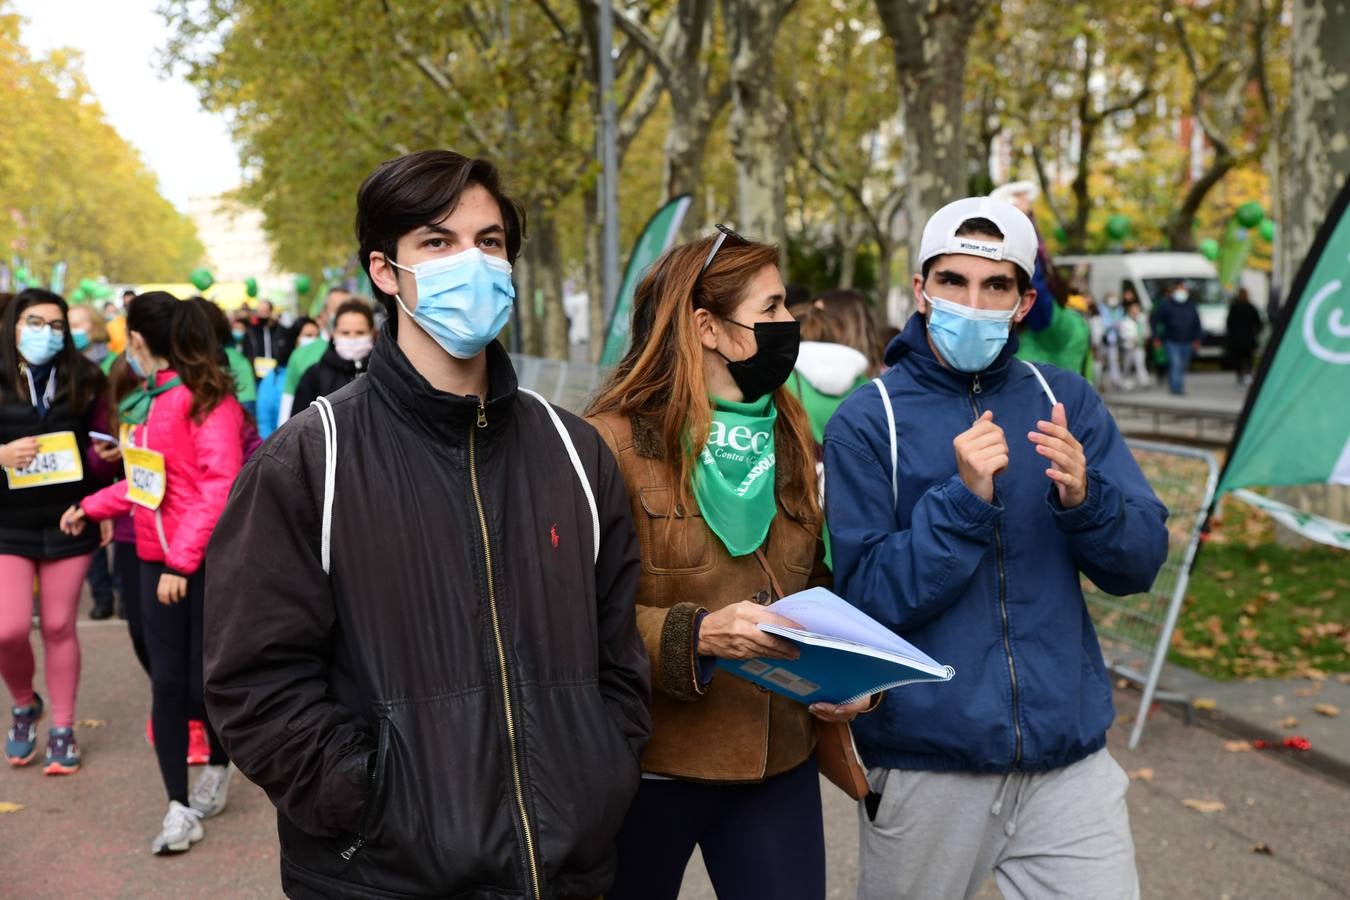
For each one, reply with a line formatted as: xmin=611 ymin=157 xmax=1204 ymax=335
xmin=789 ymin=371 xmax=868 ymax=446
xmin=283 ymin=339 xmax=329 ymax=395
xmin=1015 ymin=303 xmax=1092 ymax=378
xmin=225 ymin=346 xmax=257 ymax=404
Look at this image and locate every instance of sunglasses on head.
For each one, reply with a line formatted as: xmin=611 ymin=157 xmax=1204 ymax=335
xmin=692 ymin=224 xmax=748 ymax=307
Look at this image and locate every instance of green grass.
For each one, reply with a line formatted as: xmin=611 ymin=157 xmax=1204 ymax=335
xmin=1169 ymin=495 xmax=1350 ymax=680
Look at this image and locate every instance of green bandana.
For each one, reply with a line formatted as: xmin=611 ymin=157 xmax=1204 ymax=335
xmin=118 ymin=375 xmax=182 ymax=426
xmin=692 ymin=395 xmax=778 ymax=557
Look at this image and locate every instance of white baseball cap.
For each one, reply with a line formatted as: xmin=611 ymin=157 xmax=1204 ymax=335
xmin=918 ymin=196 xmax=1038 ymax=280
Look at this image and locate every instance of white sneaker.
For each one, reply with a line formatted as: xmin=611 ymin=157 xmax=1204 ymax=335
xmin=189 ymin=764 xmax=233 ymax=819
xmin=152 ymin=800 xmax=204 ymax=855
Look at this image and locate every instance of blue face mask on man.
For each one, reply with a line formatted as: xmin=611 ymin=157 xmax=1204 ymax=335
xmin=388 ymin=247 xmax=515 ymax=360
xmin=18 ymin=325 xmax=65 ymax=366
xmin=923 ymin=291 xmax=1018 ymax=373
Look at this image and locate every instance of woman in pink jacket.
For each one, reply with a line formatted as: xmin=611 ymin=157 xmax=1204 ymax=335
xmin=61 ymin=292 xmax=243 ymax=856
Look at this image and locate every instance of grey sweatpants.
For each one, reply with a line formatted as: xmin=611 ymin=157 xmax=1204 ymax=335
xmin=857 ymin=748 xmax=1138 ymax=900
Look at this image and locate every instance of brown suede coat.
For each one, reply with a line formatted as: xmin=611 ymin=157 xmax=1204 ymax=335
xmin=587 ymin=411 xmax=829 ymax=782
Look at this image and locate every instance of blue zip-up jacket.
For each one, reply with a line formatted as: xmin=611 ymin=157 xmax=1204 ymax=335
xmin=823 ymin=315 xmax=1168 ymax=774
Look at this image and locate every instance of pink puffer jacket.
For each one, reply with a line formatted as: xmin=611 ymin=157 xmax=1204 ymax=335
xmin=82 ymin=371 xmax=244 ymax=575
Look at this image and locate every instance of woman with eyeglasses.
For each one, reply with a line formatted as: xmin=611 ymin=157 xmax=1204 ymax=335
xmin=0 ymin=289 xmax=117 ymax=774
xmin=586 ymin=228 xmax=872 ymax=899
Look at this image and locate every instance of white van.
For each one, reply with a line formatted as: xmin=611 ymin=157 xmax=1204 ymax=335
xmin=1055 ymin=253 xmax=1228 ymax=358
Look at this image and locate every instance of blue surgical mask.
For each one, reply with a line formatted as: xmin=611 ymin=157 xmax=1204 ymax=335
xmin=127 ymin=351 xmax=147 ymax=379
xmin=389 ymin=247 xmax=515 ymax=360
xmin=924 ymin=292 xmax=1017 ymax=373
xmin=19 ymin=325 xmax=65 ymax=366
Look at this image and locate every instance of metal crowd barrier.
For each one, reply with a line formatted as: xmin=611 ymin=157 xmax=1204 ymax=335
xmin=1083 ymin=438 xmax=1220 ymax=748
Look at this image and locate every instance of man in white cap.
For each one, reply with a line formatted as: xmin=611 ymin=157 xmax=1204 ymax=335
xmin=823 ymin=197 xmax=1168 ymax=899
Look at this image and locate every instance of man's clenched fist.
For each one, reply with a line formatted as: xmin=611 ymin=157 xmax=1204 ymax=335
xmin=954 ymin=410 xmax=1008 ymax=503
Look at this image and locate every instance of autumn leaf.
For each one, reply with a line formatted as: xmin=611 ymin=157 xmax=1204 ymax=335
xmin=1251 ymin=843 xmax=1274 ymax=855
xmin=1279 ymin=716 xmax=1299 ymax=728
xmin=77 ymin=719 xmax=106 ymax=729
xmin=1222 ymin=740 xmax=1252 ymax=752
xmin=1294 ymin=683 xmax=1324 ymax=698
xmin=1129 ymin=768 xmax=1155 ymax=782
xmin=1312 ymin=704 xmax=1340 ymax=718
xmin=1183 ymin=798 xmax=1226 ymax=814
xmin=0 ymin=801 xmax=23 ymax=814
xmin=1193 ymin=698 xmax=1218 ymax=710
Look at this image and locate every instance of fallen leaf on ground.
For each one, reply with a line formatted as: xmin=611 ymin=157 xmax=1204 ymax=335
xmin=77 ymin=718 xmax=106 ymax=728
xmin=1129 ymin=768 xmax=1155 ymax=782
xmin=1222 ymin=740 xmax=1252 ymax=752
xmin=1251 ymin=843 xmax=1274 ymax=856
xmin=1183 ymin=798 xmax=1226 ymax=814
xmin=1193 ymin=697 xmax=1218 ymax=710
xmin=1339 ymin=674 xmax=1350 ymax=686
xmin=1294 ymin=683 xmax=1324 ymax=698
xmin=1283 ymin=736 xmax=1312 ymax=751
xmin=1279 ymin=716 xmax=1299 ymax=728
xmin=0 ymin=801 xmax=23 ymax=814
xmin=1312 ymin=704 xmax=1340 ymax=718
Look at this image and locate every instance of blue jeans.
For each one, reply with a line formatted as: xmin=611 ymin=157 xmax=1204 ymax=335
xmin=1164 ymin=341 xmax=1193 ymax=394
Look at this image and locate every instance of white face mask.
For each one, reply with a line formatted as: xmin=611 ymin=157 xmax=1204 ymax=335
xmin=297 ymin=335 xmax=318 ymax=348
xmin=333 ymin=335 xmax=374 ymax=362
xmin=1172 ymin=289 xmax=1189 ymax=302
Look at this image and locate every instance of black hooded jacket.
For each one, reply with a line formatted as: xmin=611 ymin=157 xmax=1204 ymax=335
xmin=292 ymin=341 xmax=369 ymax=413
xmin=204 ymin=337 xmax=651 ymax=899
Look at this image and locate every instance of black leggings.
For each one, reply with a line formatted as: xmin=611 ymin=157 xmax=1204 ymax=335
xmin=140 ymin=561 xmax=227 ymax=804
xmin=608 ymin=758 xmax=826 ymax=900
xmin=114 ymin=542 xmax=148 ymax=676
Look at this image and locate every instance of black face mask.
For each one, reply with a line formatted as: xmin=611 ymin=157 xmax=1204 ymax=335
xmin=718 ymin=319 xmax=801 ymax=402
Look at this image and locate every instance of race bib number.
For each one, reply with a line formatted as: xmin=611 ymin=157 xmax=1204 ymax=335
xmin=4 ymin=431 xmax=83 ymax=490
xmin=123 ymin=446 xmax=167 ymax=510
xmin=253 ymin=357 xmax=278 ymax=380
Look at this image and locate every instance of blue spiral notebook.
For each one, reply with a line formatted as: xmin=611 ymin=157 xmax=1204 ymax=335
xmin=716 ymin=587 xmax=955 ymax=705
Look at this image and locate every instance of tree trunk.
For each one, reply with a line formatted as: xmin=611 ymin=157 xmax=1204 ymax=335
xmin=1165 ymin=151 xmax=1238 ymax=251
xmin=1273 ymin=0 xmax=1350 ymax=547
xmin=874 ymin=0 xmax=987 ymax=264
xmin=532 ymin=213 xmax=570 ymax=359
xmin=514 ymin=240 xmax=538 ymax=356
xmin=724 ymin=0 xmax=796 ymax=253
xmin=665 ymin=100 xmax=714 ymax=234
xmin=583 ymin=189 xmax=606 ymax=362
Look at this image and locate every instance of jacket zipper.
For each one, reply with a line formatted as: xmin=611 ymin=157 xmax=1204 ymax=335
xmin=468 ymin=403 xmax=541 ymax=900
xmin=967 ymin=378 xmax=1023 ymax=768
xmin=339 ymin=717 xmax=390 ymax=861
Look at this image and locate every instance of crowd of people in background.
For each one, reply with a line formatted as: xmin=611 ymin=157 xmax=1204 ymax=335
xmin=0 ymin=279 xmax=381 ymax=853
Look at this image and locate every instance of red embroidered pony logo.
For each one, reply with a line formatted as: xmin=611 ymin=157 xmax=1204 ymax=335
xmin=550 ymin=523 xmax=560 ymax=549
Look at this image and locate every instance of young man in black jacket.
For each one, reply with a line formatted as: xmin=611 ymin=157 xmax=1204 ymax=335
xmin=204 ymin=150 xmax=651 ymax=900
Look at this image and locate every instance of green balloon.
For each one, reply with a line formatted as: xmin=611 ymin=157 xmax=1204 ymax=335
xmin=1235 ymin=201 xmax=1264 ymax=229
xmin=93 ymin=283 xmax=113 ymax=299
xmin=1199 ymin=238 xmax=1220 ymax=260
xmin=1106 ymin=214 xmax=1131 ymax=241
xmin=71 ymin=287 xmax=88 ymax=302
xmin=294 ymin=274 xmax=312 ymax=295
xmin=1258 ymin=219 xmax=1276 ymax=242
xmin=245 ymin=277 xmax=259 ymax=298
xmin=189 ymin=268 xmax=215 ymax=292
xmin=14 ymin=267 xmax=32 ymax=285
xmin=1052 ymin=225 xmax=1068 ymax=244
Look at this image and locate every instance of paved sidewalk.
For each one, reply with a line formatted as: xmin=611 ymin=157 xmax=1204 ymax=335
xmin=5 ymin=612 xmax=1348 ymax=899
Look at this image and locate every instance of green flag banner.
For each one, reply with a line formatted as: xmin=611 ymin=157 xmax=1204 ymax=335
xmin=599 ymin=194 xmax=692 ymax=368
xmin=1230 ymin=490 xmax=1350 ymax=550
xmin=1213 ymin=177 xmax=1350 ymax=548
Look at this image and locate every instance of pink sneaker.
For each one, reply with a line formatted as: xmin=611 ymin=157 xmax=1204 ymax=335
xmin=187 ymin=720 xmax=209 ymax=765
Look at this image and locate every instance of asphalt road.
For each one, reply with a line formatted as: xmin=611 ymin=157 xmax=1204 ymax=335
xmin=3 ymin=616 xmax=1346 ymax=899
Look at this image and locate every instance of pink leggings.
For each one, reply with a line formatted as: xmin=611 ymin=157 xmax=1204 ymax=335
xmin=0 ymin=553 xmax=92 ymax=729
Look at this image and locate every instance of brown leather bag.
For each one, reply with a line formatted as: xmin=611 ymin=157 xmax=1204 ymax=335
xmin=753 ymin=550 xmax=871 ymax=800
